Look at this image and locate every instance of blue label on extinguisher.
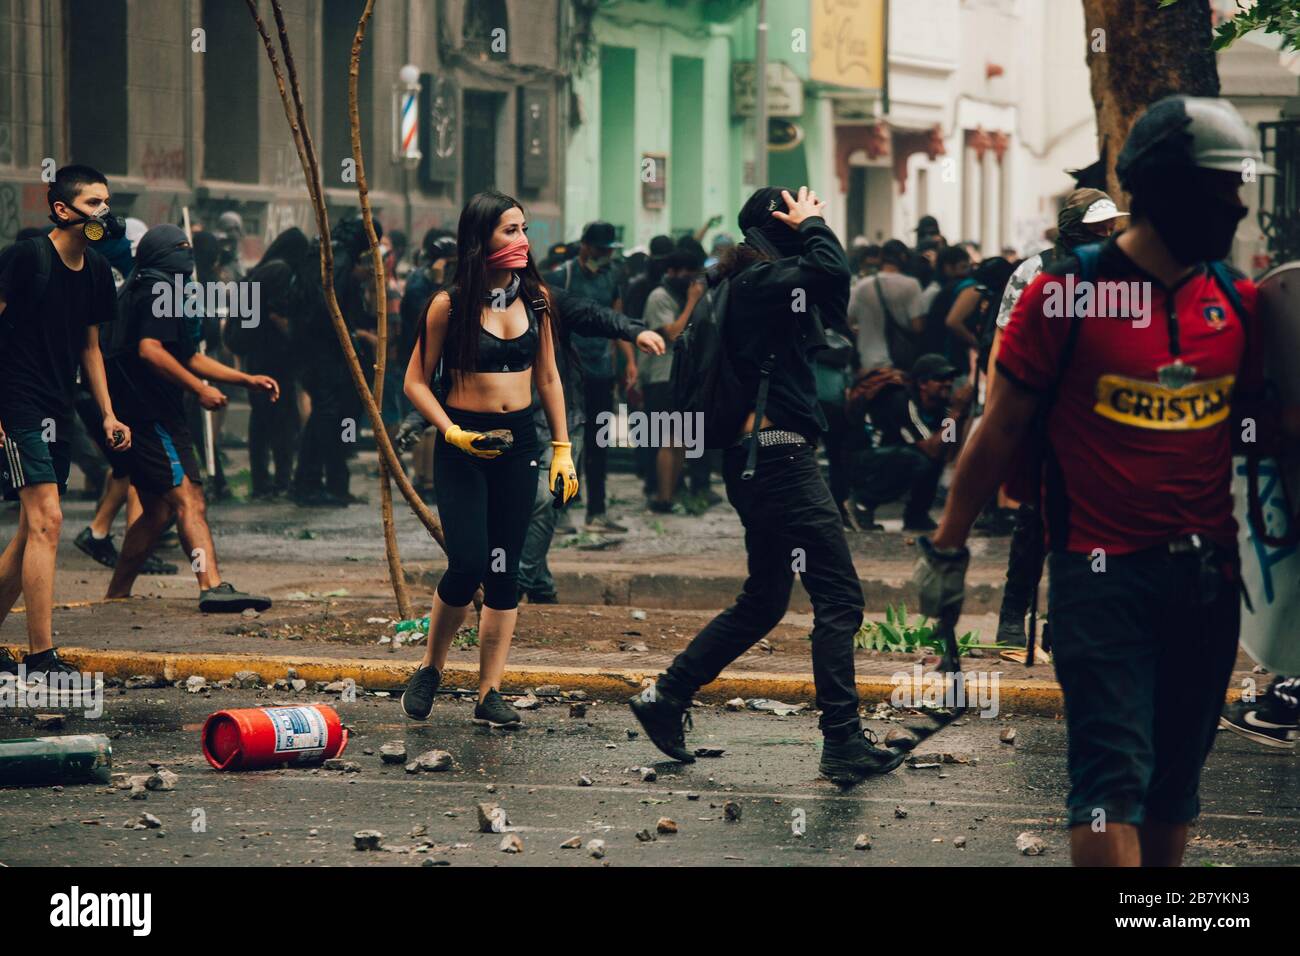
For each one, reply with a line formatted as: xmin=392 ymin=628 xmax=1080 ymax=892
xmin=267 ymin=706 xmax=327 ymax=756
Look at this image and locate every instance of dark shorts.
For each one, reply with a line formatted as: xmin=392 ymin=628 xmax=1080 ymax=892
xmin=1 ymin=425 xmax=72 ymax=499
xmin=1048 ymin=542 xmax=1240 ymax=827
xmin=125 ymin=419 xmax=203 ymax=495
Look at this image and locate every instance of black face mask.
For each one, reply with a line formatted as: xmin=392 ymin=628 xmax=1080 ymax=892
xmin=663 ymin=274 xmax=692 ymax=296
xmin=52 ymin=203 xmax=126 ymax=245
xmin=1142 ymin=189 xmax=1247 ymax=265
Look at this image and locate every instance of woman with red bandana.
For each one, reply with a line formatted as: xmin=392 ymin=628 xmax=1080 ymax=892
xmin=400 ymin=191 xmax=578 ymax=729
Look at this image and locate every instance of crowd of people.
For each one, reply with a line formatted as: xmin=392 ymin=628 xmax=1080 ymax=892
xmin=2 ymin=93 xmax=1298 ymax=869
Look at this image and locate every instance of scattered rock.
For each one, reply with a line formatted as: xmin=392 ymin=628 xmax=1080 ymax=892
xmin=746 ymin=698 xmax=805 ymax=716
xmin=33 ymin=713 xmax=64 ymax=731
xmin=1016 ymin=832 xmax=1045 ymax=856
xmin=656 ymin=817 xmax=678 ymax=834
xmin=724 ymin=698 xmax=746 ymax=711
xmin=639 ymin=767 xmax=657 ymax=782
xmin=953 ymin=836 xmax=967 ymax=848
xmin=184 ymin=676 xmax=207 ymax=694
xmin=290 ymin=679 xmax=307 ymax=692
xmin=499 ymin=833 xmax=523 ymax=854
xmin=323 ymin=759 xmax=361 ymax=773
xmin=513 ymin=693 xmax=541 ymax=711
xmin=620 ymin=642 xmax=649 ymax=653
xmin=693 ymin=747 xmax=725 ymax=758
xmin=353 ymin=830 xmax=383 ymax=851
xmin=415 ymin=750 xmax=454 ymax=772
xmin=560 ymin=836 xmax=582 ymax=849
xmin=884 ymin=727 xmax=918 ymax=751
xmin=587 ymin=839 xmax=606 ymax=859
xmin=854 ymin=833 xmax=872 ymax=851
xmin=686 ymin=793 xmax=700 ymax=801
xmin=477 ymin=803 xmax=508 ymax=833
xmin=894 ymin=806 xmax=908 ymax=819
xmin=139 ymin=812 xmax=162 ymax=830
xmin=568 ymin=703 xmax=588 ymax=718
xmin=999 ymin=727 xmax=1017 ymax=745
xmin=630 ymin=609 xmax=648 ymax=621
xmin=626 ymin=728 xmax=638 ymax=739
xmin=379 ymin=741 xmax=407 ymax=764
xmin=231 ymin=670 xmax=262 ymax=689
xmin=241 ymin=608 xmax=260 ymax=619
xmin=145 ymin=769 xmax=179 ymax=791
xmin=125 ymin=674 xmax=167 ymax=690
xmin=635 ymin=828 xmax=656 ymax=842
xmin=534 ymin=684 xmax=561 ymax=697
xmin=323 ymin=680 xmax=352 ymax=694
xmin=724 ymin=801 xmax=741 ymax=822
xmin=578 ymin=775 xmax=593 ymax=787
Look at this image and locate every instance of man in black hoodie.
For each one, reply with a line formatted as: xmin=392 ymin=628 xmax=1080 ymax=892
xmin=629 ymin=186 xmax=905 ymax=784
xmin=103 ymin=224 xmax=276 ymax=613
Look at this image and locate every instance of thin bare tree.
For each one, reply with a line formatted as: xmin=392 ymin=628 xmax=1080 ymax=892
xmin=243 ymin=0 xmax=450 ymax=617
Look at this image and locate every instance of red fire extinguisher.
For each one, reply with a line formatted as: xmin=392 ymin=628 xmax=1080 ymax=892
xmin=201 ymin=704 xmax=348 ymax=771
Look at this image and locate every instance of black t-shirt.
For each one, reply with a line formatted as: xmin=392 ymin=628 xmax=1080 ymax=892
xmin=106 ymin=281 xmax=196 ymax=426
xmin=0 ymin=238 xmax=113 ymax=430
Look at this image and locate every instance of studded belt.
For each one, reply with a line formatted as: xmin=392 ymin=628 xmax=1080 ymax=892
xmin=732 ymin=428 xmax=808 ymax=449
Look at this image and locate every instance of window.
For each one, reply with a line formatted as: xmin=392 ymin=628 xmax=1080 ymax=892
xmin=67 ymin=0 xmax=127 ymax=174
xmin=322 ymin=0 xmax=372 ymax=177
xmin=202 ymin=0 xmax=259 ymax=183
xmin=463 ymin=0 xmax=508 ymax=61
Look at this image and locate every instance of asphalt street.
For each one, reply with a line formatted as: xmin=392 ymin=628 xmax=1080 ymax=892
xmin=2 ymin=687 xmax=1296 ymax=866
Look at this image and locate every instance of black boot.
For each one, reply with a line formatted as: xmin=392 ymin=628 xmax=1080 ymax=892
xmin=819 ymin=728 xmax=905 ymax=785
xmin=628 ymin=683 xmax=695 ymax=762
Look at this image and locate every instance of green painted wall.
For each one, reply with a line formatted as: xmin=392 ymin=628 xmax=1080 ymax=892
xmin=670 ymin=55 xmax=705 ymax=234
xmin=599 ymin=45 xmax=638 ymax=243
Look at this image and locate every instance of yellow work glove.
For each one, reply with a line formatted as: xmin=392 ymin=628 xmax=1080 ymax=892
xmin=549 ymin=440 xmax=579 ymax=507
xmin=445 ymin=424 xmax=510 ymax=459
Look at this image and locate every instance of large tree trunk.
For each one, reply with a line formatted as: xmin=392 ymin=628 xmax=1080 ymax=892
xmin=1082 ymin=0 xmax=1220 ymax=203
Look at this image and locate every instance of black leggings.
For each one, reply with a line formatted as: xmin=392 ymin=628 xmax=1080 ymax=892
xmin=434 ymin=406 xmax=539 ymax=611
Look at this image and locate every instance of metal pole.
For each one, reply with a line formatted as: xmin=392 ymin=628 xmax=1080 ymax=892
xmin=754 ymin=0 xmax=768 ymax=186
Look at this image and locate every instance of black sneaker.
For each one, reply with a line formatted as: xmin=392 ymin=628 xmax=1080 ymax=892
xmin=74 ymin=527 xmax=119 ymax=568
xmin=852 ymin=502 xmax=885 ymax=531
xmin=0 ymin=646 xmax=21 ymax=688
xmin=522 ymin=589 xmax=558 ymax=605
xmin=198 ymin=582 xmax=272 ymax=614
xmin=819 ymin=728 xmax=906 ymax=785
xmin=401 ymin=664 xmax=442 ymax=721
xmin=1219 ymin=699 xmax=1298 ymax=749
xmin=473 ymin=689 xmax=522 ymax=729
xmin=628 ymin=683 xmax=695 ymax=762
xmin=22 ymin=648 xmax=103 ymax=703
xmin=140 ymin=552 xmax=179 ymax=576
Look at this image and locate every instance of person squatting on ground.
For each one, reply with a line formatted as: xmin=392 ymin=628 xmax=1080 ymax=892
xmin=101 ymin=224 xmax=275 ymax=614
xmin=400 ymin=190 xmax=579 ymax=729
xmin=0 ymin=164 xmax=131 ymax=688
xmin=914 ymin=96 xmax=1294 ymax=866
xmin=628 ymin=185 xmax=906 ymax=785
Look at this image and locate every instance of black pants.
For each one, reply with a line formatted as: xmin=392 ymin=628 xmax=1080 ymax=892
xmin=248 ymin=353 xmax=298 ymax=495
xmin=295 ymin=367 xmax=353 ymax=498
xmin=1000 ymin=504 xmax=1045 ymax=620
xmin=658 ymin=442 xmax=864 ymax=735
xmin=852 ymin=445 xmax=942 ymax=525
xmin=433 ymin=406 xmax=539 ymax=611
xmin=581 ymin=375 xmax=613 ymax=516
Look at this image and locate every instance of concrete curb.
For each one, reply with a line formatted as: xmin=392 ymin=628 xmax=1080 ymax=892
xmin=409 ymin=568 xmax=1006 ymax=614
xmin=12 ymin=645 xmax=1087 ymax=718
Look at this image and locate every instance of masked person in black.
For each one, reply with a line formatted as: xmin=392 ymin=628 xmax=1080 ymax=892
xmin=237 ymin=228 xmax=308 ymax=499
xmin=102 ymin=224 xmax=277 ymax=613
xmin=629 ymin=186 xmax=905 ymax=784
xmin=291 ymin=217 xmax=375 ymax=507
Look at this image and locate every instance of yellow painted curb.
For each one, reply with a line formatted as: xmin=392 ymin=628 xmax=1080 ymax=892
xmin=3 ymin=644 xmax=1244 ymax=718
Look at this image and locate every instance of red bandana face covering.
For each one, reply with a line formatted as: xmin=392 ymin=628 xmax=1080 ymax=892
xmin=486 ymin=234 xmax=530 ymax=270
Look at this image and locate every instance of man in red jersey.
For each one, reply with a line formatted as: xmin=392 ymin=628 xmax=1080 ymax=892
xmin=914 ymin=96 xmax=1292 ymax=866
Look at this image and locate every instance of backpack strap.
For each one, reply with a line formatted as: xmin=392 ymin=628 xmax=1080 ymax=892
xmin=741 ymin=349 xmax=777 ymax=481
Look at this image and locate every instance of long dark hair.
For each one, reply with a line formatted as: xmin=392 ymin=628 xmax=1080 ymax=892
xmin=714 ymin=240 xmax=767 ymax=281
xmin=429 ymin=189 xmax=557 ymax=385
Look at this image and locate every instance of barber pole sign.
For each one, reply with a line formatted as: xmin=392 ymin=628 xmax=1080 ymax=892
xmin=394 ymin=85 xmax=422 ymax=167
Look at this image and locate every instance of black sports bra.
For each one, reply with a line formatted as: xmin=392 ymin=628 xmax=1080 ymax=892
xmin=477 ymin=298 xmax=540 ymax=373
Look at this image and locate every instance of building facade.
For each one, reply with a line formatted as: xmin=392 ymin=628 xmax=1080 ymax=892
xmin=0 ymin=0 xmax=568 ymax=260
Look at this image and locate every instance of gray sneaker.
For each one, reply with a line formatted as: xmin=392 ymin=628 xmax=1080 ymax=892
xmin=198 ymin=582 xmax=272 ymax=614
xmin=473 ymin=689 xmax=522 ymax=729
xmin=585 ymin=513 xmax=628 ymax=534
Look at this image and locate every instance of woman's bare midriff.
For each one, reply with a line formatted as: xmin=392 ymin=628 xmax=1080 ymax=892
xmin=446 ymin=368 xmax=534 ymax=413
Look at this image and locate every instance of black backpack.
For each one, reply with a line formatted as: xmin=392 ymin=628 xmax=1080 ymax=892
xmin=0 ymin=238 xmax=54 ymax=349
xmin=670 ymin=275 xmax=776 ymax=479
